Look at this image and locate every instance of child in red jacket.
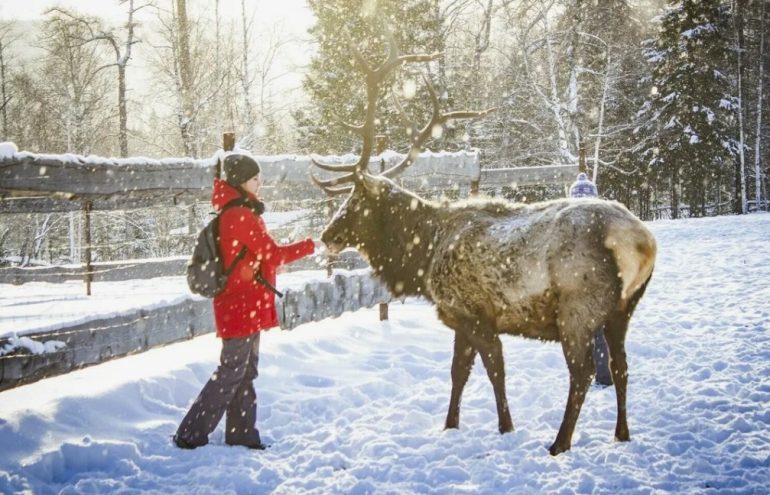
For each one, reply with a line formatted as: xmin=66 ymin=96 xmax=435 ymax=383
xmin=174 ymin=153 xmax=315 ymax=450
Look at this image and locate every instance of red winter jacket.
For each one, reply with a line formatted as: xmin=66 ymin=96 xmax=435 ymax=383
xmin=211 ymin=179 xmax=315 ymax=338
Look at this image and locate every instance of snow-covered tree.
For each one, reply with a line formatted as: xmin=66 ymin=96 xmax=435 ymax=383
xmin=44 ymin=1 xmax=147 ymax=158
xmin=38 ymin=9 xmax=114 ymax=155
xmin=300 ymin=0 xmax=443 ymax=155
xmin=636 ymin=0 xmax=737 ymax=218
xmin=0 ymin=21 xmax=20 ymax=141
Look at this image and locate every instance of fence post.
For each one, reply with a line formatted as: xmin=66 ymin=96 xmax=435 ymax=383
xmin=83 ymin=200 xmax=93 ymax=296
xmin=220 ymin=131 xmax=235 ymax=179
xmin=325 ymin=196 xmax=336 ymax=277
xmin=470 ymin=149 xmax=481 ymax=196
xmin=376 ymin=134 xmax=389 ymax=321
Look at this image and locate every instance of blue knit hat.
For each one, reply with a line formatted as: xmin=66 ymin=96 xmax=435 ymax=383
xmin=569 ymin=173 xmax=598 ymax=198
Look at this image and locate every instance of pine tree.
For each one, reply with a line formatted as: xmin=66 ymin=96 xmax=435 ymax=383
xmin=636 ymin=0 xmax=737 ymax=218
xmin=300 ymin=0 xmax=442 ymax=155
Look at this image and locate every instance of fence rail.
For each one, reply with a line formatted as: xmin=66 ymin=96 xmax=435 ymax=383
xmin=0 ymin=269 xmax=394 ymax=392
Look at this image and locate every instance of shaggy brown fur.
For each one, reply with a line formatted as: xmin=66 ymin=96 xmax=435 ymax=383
xmin=321 ymin=174 xmax=656 ymax=455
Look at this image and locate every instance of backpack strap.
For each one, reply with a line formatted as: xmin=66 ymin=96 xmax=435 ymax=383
xmin=218 ymin=198 xmax=249 ymax=276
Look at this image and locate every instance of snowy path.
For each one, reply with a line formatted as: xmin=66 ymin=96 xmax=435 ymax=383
xmin=1 ymin=213 xmax=769 ymax=494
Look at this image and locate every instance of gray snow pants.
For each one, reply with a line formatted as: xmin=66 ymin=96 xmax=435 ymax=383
xmin=175 ymin=332 xmax=262 ymax=447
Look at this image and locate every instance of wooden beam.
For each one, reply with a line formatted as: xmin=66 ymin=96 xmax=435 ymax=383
xmin=0 ymin=150 xmax=481 ymax=213
xmin=481 ymin=164 xmax=579 ymax=187
xmin=0 ymin=189 xmax=211 ymax=213
xmin=1 ymin=150 xmax=583 ymax=211
xmin=0 ymin=155 xmax=215 ymax=195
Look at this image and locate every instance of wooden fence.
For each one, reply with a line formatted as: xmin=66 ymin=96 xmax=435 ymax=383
xmin=0 ymin=139 xmax=579 ymax=391
xmin=0 ymin=269 xmax=394 ymax=392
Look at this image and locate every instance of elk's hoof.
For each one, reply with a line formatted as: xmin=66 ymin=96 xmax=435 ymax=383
xmin=615 ymin=426 xmax=630 ymax=442
xmin=498 ymin=424 xmax=514 ymax=434
xmin=548 ymin=443 xmax=569 ymax=456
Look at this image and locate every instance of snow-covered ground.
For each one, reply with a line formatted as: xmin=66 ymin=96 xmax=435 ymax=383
xmin=1 ymin=213 xmax=769 ymax=494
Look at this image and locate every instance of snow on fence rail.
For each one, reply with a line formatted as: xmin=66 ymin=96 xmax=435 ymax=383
xmin=0 ymin=269 xmax=394 ymax=392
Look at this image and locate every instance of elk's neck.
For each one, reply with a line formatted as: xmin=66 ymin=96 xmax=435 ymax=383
xmin=365 ymin=193 xmax=439 ymax=299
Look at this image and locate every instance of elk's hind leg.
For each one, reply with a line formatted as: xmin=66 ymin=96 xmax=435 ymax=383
xmin=445 ymin=330 xmax=478 ymax=430
xmin=605 ymin=275 xmax=651 ymax=442
xmin=604 ymin=311 xmax=630 ymax=442
xmin=550 ymin=316 xmax=596 ymax=456
xmin=474 ymin=333 xmax=514 ymax=434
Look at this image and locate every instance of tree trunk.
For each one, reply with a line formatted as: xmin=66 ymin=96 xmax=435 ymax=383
xmin=592 ymin=55 xmax=612 ymax=185
xmin=69 ymin=210 xmax=78 ymax=263
xmin=0 ymin=39 xmax=7 ymax=140
xmin=671 ymin=165 xmax=680 ymax=219
xmin=118 ymin=65 xmax=128 ymax=157
xmin=175 ymin=0 xmax=196 ymax=157
xmin=755 ymin=0 xmax=766 ymax=211
xmin=241 ymin=0 xmax=255 ymax=131
xmin=735 ymin=0 xmax=748 ymax=214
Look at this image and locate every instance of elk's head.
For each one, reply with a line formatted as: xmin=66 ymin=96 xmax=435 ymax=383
xmin=318 ymin=174 xmax=394 ymax=256
xmin=311 ymin=30 xmax=492 ymax=259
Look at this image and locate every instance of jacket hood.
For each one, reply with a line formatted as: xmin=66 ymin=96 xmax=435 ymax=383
xmin=212 ymin=178 xmax=259 ymax=210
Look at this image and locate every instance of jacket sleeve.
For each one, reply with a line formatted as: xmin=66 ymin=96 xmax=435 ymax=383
xmin=232 ymin=208 xmax=315 ymax=267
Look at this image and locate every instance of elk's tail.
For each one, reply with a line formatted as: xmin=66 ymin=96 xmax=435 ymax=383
xmin=604 ymin=218 xmax=657 ymax=310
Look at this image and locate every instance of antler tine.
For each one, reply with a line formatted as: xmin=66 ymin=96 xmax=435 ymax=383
xmin=377 ymin=26 xmax=439 ymax=79
xmin=391 ymin=91 xmax=406 ymax=123
xmin=311 ymin=156 xmax=358 ymax=173
xmin=381 ymin=75 xmax=495 ymax=179
xmin=310 ymin=171 xmax=356 ymax=192
xmin=322 ymin=185 xmax=354 ymax=196
xmin=342 ymin=122 xmax=366 ymax=136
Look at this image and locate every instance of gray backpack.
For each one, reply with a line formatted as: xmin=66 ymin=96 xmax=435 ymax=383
xmin=186 ymin=199 xmax=247 ymax=298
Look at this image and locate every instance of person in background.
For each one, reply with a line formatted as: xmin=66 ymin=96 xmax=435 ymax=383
xmin=174 ymin=153 xmax=315 ymax=450
xmin=568 ymin=172 xmax=598 ymax=198
xmin=568 ymin=171 xmax=612 ymax=386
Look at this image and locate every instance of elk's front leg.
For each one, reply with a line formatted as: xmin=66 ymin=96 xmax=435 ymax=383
xmin=445 ymin=330 xmax=477 ymax=430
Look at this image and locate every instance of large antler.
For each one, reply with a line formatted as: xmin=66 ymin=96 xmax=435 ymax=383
xmin=381 ymin=75 xmax=494 ymax=179
xmin=311 ymin=27 xmax=491 ymax=195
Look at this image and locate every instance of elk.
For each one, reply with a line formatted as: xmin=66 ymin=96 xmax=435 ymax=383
xmin=311 ymin=34 xmax=657 ymax=456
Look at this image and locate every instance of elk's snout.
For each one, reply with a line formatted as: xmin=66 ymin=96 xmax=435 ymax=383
xmin=320 ymin=228 xmax=345 ymax=254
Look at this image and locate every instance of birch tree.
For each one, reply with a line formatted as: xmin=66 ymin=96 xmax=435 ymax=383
xmin=39 ymin=9 xmax=113 ymax=155
xmin=734 ymin=0 xmax=748 ymax=213
xmin=46 ymin=1 xmax=148 ymax=158
xmin=0 ymin=22 xmax=20 ymax=141
xmin=754 ymin=0 xmax=766 ymax=210
xmin=148 ymin=1 xmax=225 ymax=157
